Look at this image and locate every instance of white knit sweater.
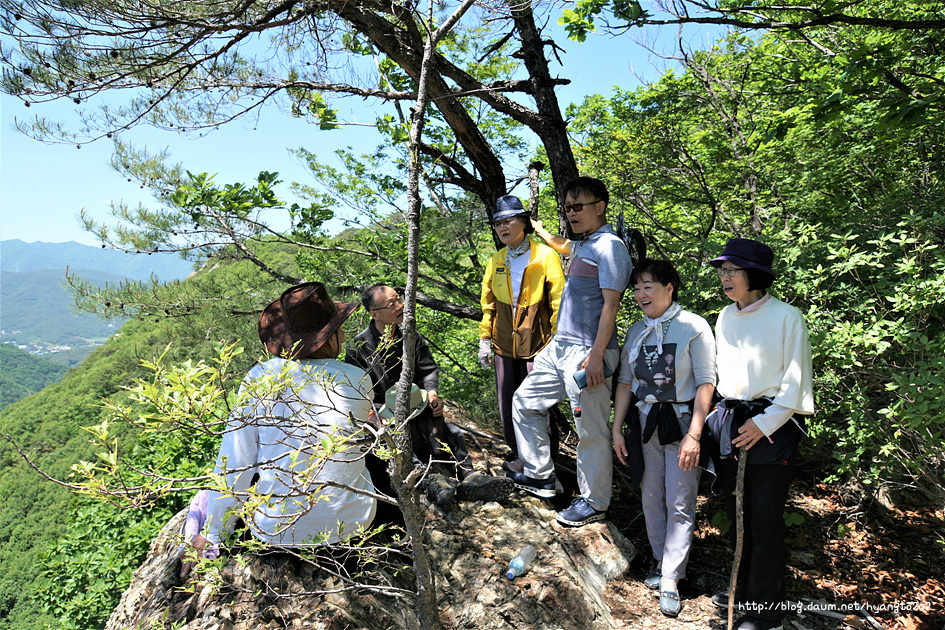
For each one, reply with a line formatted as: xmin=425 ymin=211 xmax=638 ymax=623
xmin=715 ymin=296 xmax=814 ymax=436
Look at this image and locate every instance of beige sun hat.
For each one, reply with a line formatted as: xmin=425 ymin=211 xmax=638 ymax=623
xmin=378 ymin=383 xmax=429 ymax=421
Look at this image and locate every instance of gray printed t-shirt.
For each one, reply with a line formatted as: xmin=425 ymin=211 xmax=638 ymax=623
xmin=555 ymin=224 xmax=632 ymax=348
xmin=619 ymin=308 xmax=716 ymax=419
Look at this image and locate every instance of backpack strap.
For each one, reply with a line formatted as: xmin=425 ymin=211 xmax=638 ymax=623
xmin=615 ymin=210 xmax=646 ymax=267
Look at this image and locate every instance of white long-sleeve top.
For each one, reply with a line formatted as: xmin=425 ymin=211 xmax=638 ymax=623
xmin=715 ymin=296 xmax=814 ymax=437
xmin=205 ymin=357 xmax=377 ymax=550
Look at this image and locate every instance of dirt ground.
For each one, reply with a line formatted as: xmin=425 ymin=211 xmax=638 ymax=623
xmin=454 ymin=411 xmax=945 ymax=630
xmin=603 ymin=474 xmax=944 ymax=630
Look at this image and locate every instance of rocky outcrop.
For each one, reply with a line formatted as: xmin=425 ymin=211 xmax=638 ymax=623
xmin=105 ymin=493 xmax=637 ymax=630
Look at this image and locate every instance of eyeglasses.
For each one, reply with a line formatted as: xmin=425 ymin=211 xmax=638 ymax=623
xmin=563 ymin=199 xmax=601 ymax=214
xmin=493 ymin=217 xmax=522 ymax=230
xmin=716 ymin=267 xmax=747 ymax=278
xmin=371 ymin=295 xmax=403 ymax=311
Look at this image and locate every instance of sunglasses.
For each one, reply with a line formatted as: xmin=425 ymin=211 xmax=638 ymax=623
xmin=563 ymin=199 xmax=601 ymax=214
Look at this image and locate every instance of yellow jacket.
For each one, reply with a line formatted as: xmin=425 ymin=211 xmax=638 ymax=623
xmin=479 ymin=237 xmax=565 ymax=359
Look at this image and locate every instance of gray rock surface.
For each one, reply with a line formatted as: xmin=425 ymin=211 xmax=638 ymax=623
xmin=105 ymin=492 xmax=636 ymax=630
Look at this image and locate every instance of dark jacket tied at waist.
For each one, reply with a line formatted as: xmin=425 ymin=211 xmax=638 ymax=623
xmin=622 ymin=399 xmax=713 ymax=488
xmin=642 ymin=401 xmax=684 ymax=446
xmin=705 ymin=397 xmax=805 ymax=465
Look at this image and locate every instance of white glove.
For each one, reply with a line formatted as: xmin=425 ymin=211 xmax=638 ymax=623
xmin=478 ymin=339 xmax=493 ymax=369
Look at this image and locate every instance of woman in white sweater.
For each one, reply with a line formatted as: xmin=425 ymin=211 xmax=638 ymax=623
xmin=708 ymin=239 xmax=814 ymax=630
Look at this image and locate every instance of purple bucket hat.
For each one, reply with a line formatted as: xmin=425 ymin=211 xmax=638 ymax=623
xmin=709 ymin=238 xmax=776 ymax=278
xmin=489 ymin=195 xmax=530 ymax=223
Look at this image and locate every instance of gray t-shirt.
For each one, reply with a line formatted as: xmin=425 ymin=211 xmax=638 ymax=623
xmin=555 ymin=224 xmax=632 ymax=348
xmin=619 ymin=308 xmax=716 ymax=419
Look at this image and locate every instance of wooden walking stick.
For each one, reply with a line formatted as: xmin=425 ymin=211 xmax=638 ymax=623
xmin=728 ymin=445 xmax=748 ymax=630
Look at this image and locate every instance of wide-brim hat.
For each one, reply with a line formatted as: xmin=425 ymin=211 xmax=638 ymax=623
xmin=709 ymin=238 xmax=776 ymax=278
xmin=378 ymin=383 xmax=429 ymax=422
xmin=258 ymin=282 xmax=359 ymax=359
xmin=489 ymin=195 xmax=530 ymax=224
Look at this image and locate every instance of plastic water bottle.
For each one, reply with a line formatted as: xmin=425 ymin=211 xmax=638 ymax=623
xmin=506 ymin=544 xmax=537 ymax=579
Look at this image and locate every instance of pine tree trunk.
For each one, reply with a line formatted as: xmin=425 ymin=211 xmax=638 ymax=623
xmin=395 ymin=2 xmax=478 ymax=628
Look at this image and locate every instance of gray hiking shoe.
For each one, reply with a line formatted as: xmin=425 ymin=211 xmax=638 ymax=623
xmin=556 ymin=497 xmax=606 ymax=527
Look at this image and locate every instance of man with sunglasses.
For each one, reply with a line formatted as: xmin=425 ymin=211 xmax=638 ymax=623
xmin=346 ymin=283 xmax=512 ymax=506
xmin=508 ymin=177 xmax=632 ymax=527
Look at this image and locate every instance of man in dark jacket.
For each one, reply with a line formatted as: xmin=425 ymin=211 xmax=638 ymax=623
xmin=346 ymin=283 xmax=511 ymax=504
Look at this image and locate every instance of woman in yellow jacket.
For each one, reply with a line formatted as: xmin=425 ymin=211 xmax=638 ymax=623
xmin=479 ymin=195 xmax=565 ymax=472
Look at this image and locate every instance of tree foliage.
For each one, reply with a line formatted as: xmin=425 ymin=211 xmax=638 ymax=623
xmin=0 ymin=344 xmax=68 ymax=409
xmin=559 ymin=0 xmax=945 ymax=40
xmin=35 ymin=500 xmax=174 ymax=630
xmin=0 ymin=0 xmax=579 ymax=214
xmin=560 ymin=1 xmax=945 ymax=123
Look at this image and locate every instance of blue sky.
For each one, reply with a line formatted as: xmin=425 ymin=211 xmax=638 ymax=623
xmin=1 ymin=17 xmax=719 ymax=247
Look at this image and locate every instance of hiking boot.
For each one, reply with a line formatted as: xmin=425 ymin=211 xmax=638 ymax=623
xmin=456 ymin=471 xmax=513 ymax=502
xmin=424 ymin=473 xmax=457 ymax=508
xmin=456 ymin=462 xmax=475 ymax=482
xmin=711 ymin=590 xmax=746 ymax=611
xmin=555 ymin=497 xmax=606 ymax=527
xmin=505 ymin=471 xmax=559 ymax=498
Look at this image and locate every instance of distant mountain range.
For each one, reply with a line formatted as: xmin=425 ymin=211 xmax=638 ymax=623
xmin=1 ymin=239 xmax=194 ymax=282
xmin=0 ymin=240 xmax=195 ymax=363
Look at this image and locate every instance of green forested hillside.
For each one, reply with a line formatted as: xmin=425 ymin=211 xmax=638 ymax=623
xmin=0 ymin=245 xmax=300 ymax=630
xmin=0 ymin=238 xmax=314 ymax=630
xmin=0 ymin=344 xmax=69 ymax=409
xmin=0 ymin=319 xmax=184 ymax=629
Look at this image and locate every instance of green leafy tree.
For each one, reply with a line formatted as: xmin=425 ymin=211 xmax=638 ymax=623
xmin=558 ymin=0 xmax=945 ymax=39
xmin=35 ymin=501 xmax=175 ymax=630
xmin=558 ymin=1 xmax=945 ymax=124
